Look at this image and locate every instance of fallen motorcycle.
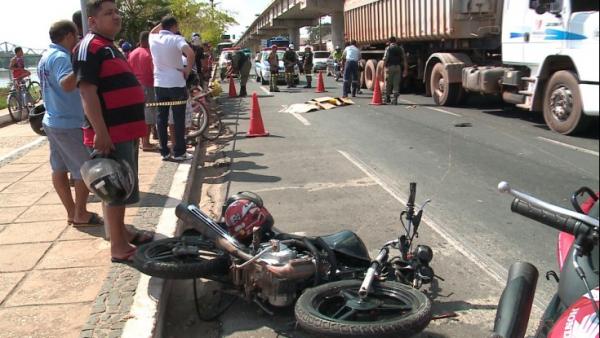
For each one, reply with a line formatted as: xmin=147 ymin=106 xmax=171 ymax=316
xmin=492 ymin=182 xmax=599 ymax=338
xmin=134 ymin=183 xmax=435 ymax=337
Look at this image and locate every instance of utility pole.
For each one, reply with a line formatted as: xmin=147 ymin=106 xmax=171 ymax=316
xmin=318 ymin=17 xmax=322 ymax=49
xmin=80 ymin=0 xmax=89 ymax=34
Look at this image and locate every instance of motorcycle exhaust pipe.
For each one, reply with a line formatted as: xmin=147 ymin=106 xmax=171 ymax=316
xmin=176 ymin=203 xmax=253 ymax=261
xmin=492 ymin=262 xmax=539 ymax=338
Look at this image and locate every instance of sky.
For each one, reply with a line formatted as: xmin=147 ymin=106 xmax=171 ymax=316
xmin=0 ymin=0 xmax=272 ymax=50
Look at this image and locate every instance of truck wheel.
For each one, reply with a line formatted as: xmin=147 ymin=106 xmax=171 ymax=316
xmin=543 ymin=71 xmax=590 ymax=135
xmin=359 ymin=60 xmax=367 ymax=88
xmin=430 ymin=63 xmax=460 ymax=106
xmin=376 ymin=60 xmax=386 ymax=92
xmin=365 ymin=59 xmax=377 ymax=90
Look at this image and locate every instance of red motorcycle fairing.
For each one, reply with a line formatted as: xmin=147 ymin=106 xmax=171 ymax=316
xmin=557 ymin=193 xmax=599 ymax=272
xmin=549 ymin=288 xmax=599 ymax=338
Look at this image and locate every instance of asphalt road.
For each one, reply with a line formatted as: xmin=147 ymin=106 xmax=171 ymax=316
xmin=165 ymin=75 xmax=598 ymax=337
xmin=246 ymin=76 xmax=598 ymax=305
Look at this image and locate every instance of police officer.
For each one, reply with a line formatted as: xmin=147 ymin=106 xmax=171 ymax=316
xmin=267 ymin=45 xmax=280 ymax=92
xmin=342 ymin=40 xmax=361 ymax=98
xmin=228 ymin=49 xmax=251 ymax=97
xmin=303 ymin=46 xmax=314 ymax=88
xmin=283 ymin=44 xmax=298 ymax=88
xmin=383 ymin=36 xmax=408 ymax=105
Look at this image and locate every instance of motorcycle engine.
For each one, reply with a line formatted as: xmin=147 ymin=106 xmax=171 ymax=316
xmin=235 ymin=240 xmax=316 ymax=307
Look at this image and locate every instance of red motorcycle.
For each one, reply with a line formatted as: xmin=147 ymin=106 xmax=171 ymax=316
xmin=492 ymin=182 xmax=599 ymax=338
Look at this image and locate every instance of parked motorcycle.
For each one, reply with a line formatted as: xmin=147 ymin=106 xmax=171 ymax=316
xmin=334 ymin=61 xmax=342 ymax=82
xmin=492 ymin=182 xmax=599 ymax=338
xmin=134 ymin=183 xmax=435 ymax=337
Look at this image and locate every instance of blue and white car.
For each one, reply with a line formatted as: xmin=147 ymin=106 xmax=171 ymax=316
xmin=254 ymin=49 xmax=300 ymax=85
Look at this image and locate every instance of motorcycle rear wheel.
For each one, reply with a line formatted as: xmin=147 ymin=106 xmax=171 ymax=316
xmin=295 ymin=280 xmax=431 ymax=338
xmin=134 ymin=236 xmax=230 ymax=279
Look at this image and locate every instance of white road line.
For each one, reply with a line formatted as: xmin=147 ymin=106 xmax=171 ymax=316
xmin=338 ymin=149 xmax=514 ymax=291
xmin=259 ymin=86 xmax=271 ymax=95
xmin=427 ymin=106 xmax=462 ymax=117
xmin=537 ymin=137 xmax=599 ymax=157
xmin=278 ymin=105 xmax=289 ymax=113
xmin=290 ymin=112 xmax=311 ymax=126
xmin=399 ymin=99 xmax=417 ymax=105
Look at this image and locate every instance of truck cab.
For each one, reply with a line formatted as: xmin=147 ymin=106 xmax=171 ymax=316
xmin=502 ymin=0 xmax=599 ymax=134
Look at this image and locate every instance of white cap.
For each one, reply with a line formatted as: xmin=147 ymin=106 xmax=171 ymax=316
xmin=289 ymin=44 xmax=295 ymax=49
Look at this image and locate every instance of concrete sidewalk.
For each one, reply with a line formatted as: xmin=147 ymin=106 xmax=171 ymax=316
xmin=0 ymin=121 xmax=187 ymax=338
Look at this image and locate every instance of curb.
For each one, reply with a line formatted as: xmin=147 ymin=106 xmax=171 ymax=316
xmin=121 ymin=143 xmax=206 ymax=338
xmin=0 ymin=113 xmax=13 ymax=128
xmin=0 ymin=136 xmax=47 ymax=168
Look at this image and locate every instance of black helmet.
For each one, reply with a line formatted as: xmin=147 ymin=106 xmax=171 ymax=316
xmin=80 ymin=151 xmax=135 ymax=204
xmin=29 ymin=104 xmax=46 ymax=136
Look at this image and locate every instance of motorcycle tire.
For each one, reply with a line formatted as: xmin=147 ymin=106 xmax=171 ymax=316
xmin=134 ymin=236 xmax=230 ymax=280
xmin=295 ymin=280 xmax=432 ymax=338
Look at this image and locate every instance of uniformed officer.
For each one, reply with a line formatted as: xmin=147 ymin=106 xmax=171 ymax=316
xmin=228 ymin=50 xmax=251 ymax=97
xmin=303 ymin=46 xmax=314 ymax=88
xmin=383 ymin=36 xmax=408 ymax=105
xmin=267 ymin=45 xmax=280 ymax=92
xmin=283 ymin=44 xmax=298 ymax=88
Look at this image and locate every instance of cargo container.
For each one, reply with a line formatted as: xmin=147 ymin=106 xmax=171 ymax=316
xmin=344 ymin=0 xmax=599 ymax=135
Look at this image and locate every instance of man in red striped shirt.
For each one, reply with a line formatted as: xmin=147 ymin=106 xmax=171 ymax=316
xmin=74 ymin=0 xmax=149 ymax=263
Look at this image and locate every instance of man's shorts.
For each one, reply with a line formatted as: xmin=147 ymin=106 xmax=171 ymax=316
xmin=44 ymin=125 xmax=91 ymax=180
xmin=108 ymin=140 xmax=140 ymax=206
xmin=143 ymin=86 xmax=157 ymax=125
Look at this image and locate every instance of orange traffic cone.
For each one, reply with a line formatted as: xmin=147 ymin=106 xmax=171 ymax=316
xmin=315 ymin=71 xmax=327 ymax=93
xmin=370 ymin=73 xmax=384 ymax=105
xmin=247 ymin=92 xmax=269 ymax=137
xmin=228 ymin=76 xmax=237 ymax=97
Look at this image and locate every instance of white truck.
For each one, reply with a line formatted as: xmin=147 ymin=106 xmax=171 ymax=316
xmin=345 ymin=0 xmax=599 ymax=135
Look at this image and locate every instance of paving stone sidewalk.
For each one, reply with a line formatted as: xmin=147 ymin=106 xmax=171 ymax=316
xmin=0 ymin=122 xmax=179 ymax=338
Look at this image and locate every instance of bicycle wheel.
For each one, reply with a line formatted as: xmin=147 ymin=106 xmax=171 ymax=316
xmin=27 ymin=81 xmax=42 ymax=104
xmin=201 ymin=111 xmax=223 ymax=141
xmin=7 ymin=93 xmax=22 ymax=122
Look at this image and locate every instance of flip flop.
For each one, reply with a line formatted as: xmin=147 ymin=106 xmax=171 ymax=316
xmin=129 ymin=229 xmax=155 ymax=246
xmin=71 ymin=213 xmax=104 ymax=227
xmin=111 ymin=248 xmax=137 ymax=267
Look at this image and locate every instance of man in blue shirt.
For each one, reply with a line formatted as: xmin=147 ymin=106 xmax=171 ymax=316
xmin=38 ymin=20 xmax=102 ymax=226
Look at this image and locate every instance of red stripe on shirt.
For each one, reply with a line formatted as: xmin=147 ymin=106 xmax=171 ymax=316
xmin=99 ymin=58 xmax=132 ymax=78
xmin=83 ymin=120 xmax=147 ymax=147
xmin=101 ymin=86 xmax=145 ymax=110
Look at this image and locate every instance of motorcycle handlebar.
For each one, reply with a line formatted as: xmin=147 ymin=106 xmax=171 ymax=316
xmin=510 ymin=199 xmax=589 ymax=237
xmin=408 ymin=182 xmax=417 ymax=206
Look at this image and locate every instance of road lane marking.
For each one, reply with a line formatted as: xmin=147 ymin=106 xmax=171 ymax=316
xmin=290 ymin=112 xmax=311 ymax=126
xmin=427 ymin=106 xmax=462 ymax=117
xmin=278 ymin=105 xmax=289 ymax=113
xmin=537 ymin=137 xmax=599 ymax=157
xmin=336 ymin=150 xmax=542 ymax=307
xmin=259 ymin=86 xmax=271 ymax=95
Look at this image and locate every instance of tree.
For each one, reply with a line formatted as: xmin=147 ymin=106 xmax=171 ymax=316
xmin=117 ymin=0 xmax=237 ymax=47
xmin=306 ymin=23 xmax=331 ymax=45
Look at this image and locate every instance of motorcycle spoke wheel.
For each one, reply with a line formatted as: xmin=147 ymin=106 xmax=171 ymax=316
xmin=134 ymin=236 xmax=230 ymax=279
xmin=295 ymin=280 xmax=431 ymax=338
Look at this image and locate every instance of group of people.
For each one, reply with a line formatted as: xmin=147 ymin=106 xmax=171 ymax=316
xmin=35 ymin=0 xmax=215 ymax=264
xmin=245 ymin=36 xmax=407 ymax=103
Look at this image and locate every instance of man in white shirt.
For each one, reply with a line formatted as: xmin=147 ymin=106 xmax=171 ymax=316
xmin=342 ymin=40 xmax=361 ymax=98
xmin=149 ymin=15 xmax=195 ymax=161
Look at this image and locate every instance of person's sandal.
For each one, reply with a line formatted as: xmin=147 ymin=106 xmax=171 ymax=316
xmin=71 ymin=213 xmax=104 ymax=227
xmin=111 ymin=248 xmax=137 ymax=267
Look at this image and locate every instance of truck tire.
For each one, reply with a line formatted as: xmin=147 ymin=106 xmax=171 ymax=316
xmin=295 ymin=280 xmax=432 ymax=338
xmin=543 ymin=71 xmax=590 ymax=135
xmin=430 ymin=63 xmax=461 ymax=106
xmin=359 ymin=60 xmax=367 ymax=88
xmin=364 ymin=59 xmax=377 ymax=90
xmin=376 ymin=60 xmax=386 ymax=92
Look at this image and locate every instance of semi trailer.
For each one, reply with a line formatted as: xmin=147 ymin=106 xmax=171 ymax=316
xmin=344 ymin=0 xmax=599 ymax=135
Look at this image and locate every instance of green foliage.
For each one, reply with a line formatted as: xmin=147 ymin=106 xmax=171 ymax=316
xmin=0 ymin=87 xmax=8 ymax=110
xmin=306 ymin=23 xmax=331 ymax=45
xmin=117 ymin=0 xmax=237 ymax=47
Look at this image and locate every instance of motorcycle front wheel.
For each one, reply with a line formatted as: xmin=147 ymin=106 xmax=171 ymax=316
xmin=134 ymin=236 xmax=230 ymax=279
xmin=295 ymin=280 xmax=431 ymax=338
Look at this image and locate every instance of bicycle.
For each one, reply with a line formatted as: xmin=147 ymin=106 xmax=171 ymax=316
xmin=186 ymin=86 xmax=223 ymax=143
xmin=7 ymin=78 xmax=37 ymax=123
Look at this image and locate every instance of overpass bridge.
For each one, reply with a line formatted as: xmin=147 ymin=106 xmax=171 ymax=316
xmin=236 ymin=0 xmax=344 ymax=52
xmin=0 ymin=42 xmax=45 ymax=69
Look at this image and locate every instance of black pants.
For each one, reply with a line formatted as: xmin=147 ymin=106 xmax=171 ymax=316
xmin=155 ymin=87 xmax=188 ymax=157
